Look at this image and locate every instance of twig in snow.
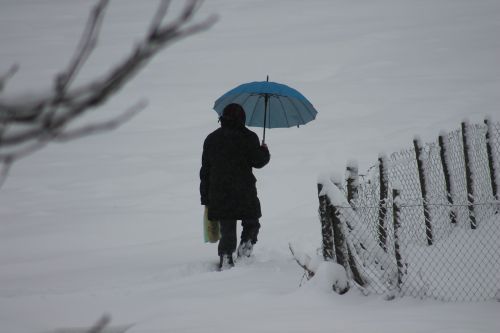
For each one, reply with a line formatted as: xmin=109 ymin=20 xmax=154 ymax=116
xmin=289 ymin=243 xmax=315 ymax=280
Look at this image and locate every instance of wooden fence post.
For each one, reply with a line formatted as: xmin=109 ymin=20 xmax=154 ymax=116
xmin=346 ymin=242 xmax=367 ymax=287
xmin=461 ymin=122 xmax=477 ymax=229
xmin=347 ymin=161 xmax=359 ymax=207
xmin=484 ymin=118 xmax=498 ymax=202
xmin=392 ymin=189 xmax=404 ymax=291
xmin=378 ymin=155 xmax=389 ymax=251
xmin=318 ymin=183 xmax=334 ymax=261
xmin=328 ymin=201 xmax=347 ymax=269
xmin=438 ymin=134 xmax=457 ymax=224
xmin=413 ymin=138 xmax=433 ymax=245
xmin=331 ymin=173 xmax=367 ymax=287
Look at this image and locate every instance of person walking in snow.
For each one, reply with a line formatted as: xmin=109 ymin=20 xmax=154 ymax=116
xmin=200 ymin=103 xmax=270 ymax=270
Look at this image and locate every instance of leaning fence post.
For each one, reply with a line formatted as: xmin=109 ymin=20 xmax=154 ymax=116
xmin=328 ymin=201 xmax=348 ymax=270
xmin=461 ymin=121 xmax=477 ymax=229
xmin=378 ymin=155 xmax=389 ymax=251
xmin=346 ymin=242 xmax=367 ymax=287
xmin=329 ymin=176 xmax=348 ymax=269
xmin=346 ymin=160 xmax=359 ymax=207
xmin=392 ymin=188 xmax=404 ymax=291
xmin=318 ymin=183 xmax=334 ymax=261
xmin=438 ymin=134 xmax=457 ymax=224
xmin=484 ymin=117 xmax=498 ymax=203
xmin=413 ymin=137 xmax=433 ymax=245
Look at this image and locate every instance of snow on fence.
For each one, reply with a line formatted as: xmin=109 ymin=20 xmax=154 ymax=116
xmin=318 ymin=119 xmax=500 ymax=301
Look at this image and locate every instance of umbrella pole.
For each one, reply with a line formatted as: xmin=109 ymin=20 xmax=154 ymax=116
xmin=262 ymin=75 xmax=269 ymax=145
xmin=263 ymin=93 xmax=269 ymax=144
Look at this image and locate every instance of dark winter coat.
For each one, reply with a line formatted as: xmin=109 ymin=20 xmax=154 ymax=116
xmin=200 ymin=123 xmax=270 ymax=221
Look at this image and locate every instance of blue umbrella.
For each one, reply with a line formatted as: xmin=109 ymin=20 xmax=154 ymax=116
xmin=213 ymin=76 xmax=318 ymax=143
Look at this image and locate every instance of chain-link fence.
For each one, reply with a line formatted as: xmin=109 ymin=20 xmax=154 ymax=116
xmin=318 ymin=119 xmax=500 ymax=301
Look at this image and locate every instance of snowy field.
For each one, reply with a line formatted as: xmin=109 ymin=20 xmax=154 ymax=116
xmin=1 ymin=0 xmax=500 ymax=332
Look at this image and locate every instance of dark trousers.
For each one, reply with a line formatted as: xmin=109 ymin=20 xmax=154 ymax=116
xmin=218 ymin=219 xmax=260 ymax=256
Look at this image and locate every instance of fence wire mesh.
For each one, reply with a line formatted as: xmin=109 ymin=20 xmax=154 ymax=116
xmin=325 ymin=120 xmax=500 ymax=301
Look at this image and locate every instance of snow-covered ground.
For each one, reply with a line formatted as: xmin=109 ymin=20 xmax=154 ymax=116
xmin=1 ymin=0 xmax=499 ymax=332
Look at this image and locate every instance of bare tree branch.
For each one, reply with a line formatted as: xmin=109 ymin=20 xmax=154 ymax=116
xmin=54 ymin=0 xmax=109 ymax=99
xmin=0 ymin=140 xmax=49 ymax=165
xmin=0 ymin=64 xmax=19 ymax=93
xmin=0 ymin=0 xmax=216 ymax=145
xmin=0 ymin=101 xmax=146 ymax=165
xmin=148 ymin=0 xmax=171 ymax=37
xmin=53 ymin=100 xmax=147 ymax=142
xmin=0 ymin=0 xmax=217 ymax=182
xmin=87 ymin=314 xmax=111 ymax=333
xmin=0 ymin=158 xmax=12 ymax=188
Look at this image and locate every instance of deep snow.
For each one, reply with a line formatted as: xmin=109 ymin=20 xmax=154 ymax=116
xmin=0 ymin=0 xmax=499 ymax=332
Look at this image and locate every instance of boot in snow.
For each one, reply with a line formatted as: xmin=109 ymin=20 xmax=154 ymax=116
xmin=237 ymin=240 xmax=253 ymax=258
xmin=219 ymin=254 xmax=234 ymax=270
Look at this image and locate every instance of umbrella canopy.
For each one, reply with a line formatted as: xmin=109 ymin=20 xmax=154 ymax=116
xmin=213 ymin=78 xmax=318 ymax=142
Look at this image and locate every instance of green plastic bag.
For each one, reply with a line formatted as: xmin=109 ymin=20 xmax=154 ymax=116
xmin=203 ymin=206 xmax=220 ymax=243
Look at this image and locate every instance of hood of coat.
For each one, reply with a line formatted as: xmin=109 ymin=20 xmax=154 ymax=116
xmin=220 ymin=103 xmax=246 ymax=129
